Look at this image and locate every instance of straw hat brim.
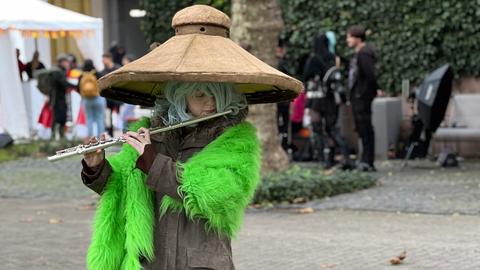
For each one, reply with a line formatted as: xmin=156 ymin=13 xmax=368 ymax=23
xmin=98 ymin=34 xmax=303 ymax=106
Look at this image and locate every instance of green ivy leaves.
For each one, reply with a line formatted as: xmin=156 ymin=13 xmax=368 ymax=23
xmin=279 ymin=0 xmax=480 ymax=92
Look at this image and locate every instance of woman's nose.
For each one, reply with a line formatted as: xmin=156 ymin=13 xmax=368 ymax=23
xmin=206 ymin=96 xmax=215 ymax=106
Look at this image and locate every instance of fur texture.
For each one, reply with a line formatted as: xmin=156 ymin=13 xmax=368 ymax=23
xmin=161 ymin=122 xmax=261 ymax=238
xmin=87 ymin=118 xmax=154 ymax=270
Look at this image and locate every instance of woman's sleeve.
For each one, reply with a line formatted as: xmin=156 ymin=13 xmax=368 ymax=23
xmin=143 ymin=151 xmax=182 ymax=200
xmin=81 ymin=159 xmax=112 ymax=194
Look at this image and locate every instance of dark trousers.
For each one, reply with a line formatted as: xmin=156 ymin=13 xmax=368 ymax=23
xmin=310 ymin=97 xmax=350 ymax=165
xmin=351 ymin=98 xmax=375 ymax=166
xmin=51 ymin=103 xmax=67 ymax=139
xmin=277 ymin=102 xmax=290 ymax=150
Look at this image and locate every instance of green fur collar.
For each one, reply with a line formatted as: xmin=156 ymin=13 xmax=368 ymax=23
xmin=86 ymin=119 xmax=261 ymax=270
xmin=161 ymin=121 xmax=261 ymax=238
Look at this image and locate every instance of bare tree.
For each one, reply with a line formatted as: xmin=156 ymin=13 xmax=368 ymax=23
xmin=230 ymin=0 xmax=289 ymax=172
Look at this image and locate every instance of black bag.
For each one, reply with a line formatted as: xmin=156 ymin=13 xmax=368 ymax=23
xmin=306 ymin=66 xmax=345 ymax=103
xmin=306 ymin=74 xmax=325 ymax=99
xmin=437 ymin=149 xmax=458 ymax=167
xmin=36 ymin=68 xmax=61 ymax=96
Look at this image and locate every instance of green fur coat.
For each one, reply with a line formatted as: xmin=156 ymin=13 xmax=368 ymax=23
xmin=86 ymin=118 xmax=261 ymax=270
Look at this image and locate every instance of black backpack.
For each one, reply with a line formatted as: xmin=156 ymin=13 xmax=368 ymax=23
xmin=306 ymin=66 xmax=344 ymax=101
xmin=36 ymin=68 xmax=61 ymax=96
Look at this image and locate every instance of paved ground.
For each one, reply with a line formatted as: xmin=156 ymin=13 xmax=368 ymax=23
xmin=305 ymin=159 xmax=480 ymax=215
xmin=0 ymin=157 xmax=479 ymax=269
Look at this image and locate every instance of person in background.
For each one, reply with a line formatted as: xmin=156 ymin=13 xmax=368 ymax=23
xmin=78 ymin=59 xmax=105 ymax=138
xmin=67 ymin=53 xmax=78 ymax=69
xmin=25 ymin=51 xmax=46 ymax=80
xmin=276 ymin=38 xmax=292 ymax=150
xmin=304 ymin=31 xmax=349 ymax=168
xmin=99 ymin=52 xmax=122 ymax=136
xmin=49 ymin=54 xmax=75 ymax=139
xmin=119 ymin=54 xmax=137 ymax=131
xmin=346 ymin=25 xmax=379 ymax=171
xmin=109 ymin=44 xmax=126 ymax=66
xmin=122 ymin=54 xmax=135 ymax=66
xmin=16 ymin=49 xmax=26 ymax=80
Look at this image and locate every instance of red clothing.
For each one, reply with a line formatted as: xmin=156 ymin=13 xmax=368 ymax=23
xmin=290 ymin=90 xmax=306 ymax=123
xmin=18 ymin=59 xmax=26 ymax=79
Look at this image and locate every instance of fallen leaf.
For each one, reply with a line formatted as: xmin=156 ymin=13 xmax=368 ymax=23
xmin=48 ymin=218 xmax=63 ymax=224
xmin=324 ymin=169 xmax=334 ymax=176
xmin=36 ymin=210 xmax=46 ymax=215
xmin=292 ymin=197 xmax=306 ymax=204
xmin=320 ymin=263 xmax=337 ymax=268
xmin=20 ymin=218 xmax=33 ymax=223
xmin=390 ymin=257 xmax=401 ymax=265
xmin=389 ymin=251 xmax=406 ymax=265
xmin=296 ymin=207 xmax=314 ymax=214
xmin=77 ymin=202 xmax=96 ymax=210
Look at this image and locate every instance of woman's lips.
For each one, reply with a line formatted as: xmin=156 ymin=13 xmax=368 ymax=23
xmin=204 ymin=109 xmax=216 ymax=114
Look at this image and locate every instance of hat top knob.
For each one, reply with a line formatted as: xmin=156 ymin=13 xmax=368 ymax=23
xmin=172 ymin=5 xmax=231 ymax=37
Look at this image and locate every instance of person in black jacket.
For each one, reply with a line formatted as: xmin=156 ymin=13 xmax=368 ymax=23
xmin=276 ymin=38 xmax=291 ymax=150
xmin=304 ymin=31 xmax=349 ymax=167
xmin=346 ymin=25 xmax=379 ymax=171
xmin=25 ymin=51 xmax=46 ymax=80
xmin=50 ymin=54 xmax=76 ymax=139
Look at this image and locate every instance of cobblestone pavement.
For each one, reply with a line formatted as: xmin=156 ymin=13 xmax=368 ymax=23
xmin=1 ymin=157 xmax=480 ymax=269
xmin=1 ymin=198 xmax=479 ymax=270
xmin=301 ymin=160 xmax=480 ymax=215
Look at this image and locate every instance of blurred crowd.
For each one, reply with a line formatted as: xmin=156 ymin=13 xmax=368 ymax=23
xmin=275 ymin=25 xmax=379 ymax=171
xmin=16 ymin=25 xmax=379 ymax=171
xmin=17 ymin=44 xmax=140 ymax=141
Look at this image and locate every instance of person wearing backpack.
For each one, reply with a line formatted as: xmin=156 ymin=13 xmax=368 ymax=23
xmin=303 ymin=31 xmax=350 ymax=168
xmin=78 ymin=59 xmax=105 ymax=137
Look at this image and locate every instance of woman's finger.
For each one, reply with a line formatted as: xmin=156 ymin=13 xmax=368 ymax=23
xmin=137 ymin=127 xmax=151 ymax=143
xmin=89 ymin=136 xmax=98 ymax=144
xmin=100 ymin=132 xmax=108 ymax=141
xmin=124 ymin=136 xmax=142 ymax=153
xmin=126 ymin=131 xmax=147 ymax=144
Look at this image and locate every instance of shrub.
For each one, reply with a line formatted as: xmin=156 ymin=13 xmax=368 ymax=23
xmin=253 ymin=165 xmax=376 ymax=204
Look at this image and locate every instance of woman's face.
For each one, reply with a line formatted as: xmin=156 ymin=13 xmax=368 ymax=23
xmin=186 ymin=90 xmax=216 ymax=117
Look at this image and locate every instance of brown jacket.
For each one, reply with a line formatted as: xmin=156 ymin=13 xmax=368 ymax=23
xmin=82 ymin=113 xmax=246 ymax=270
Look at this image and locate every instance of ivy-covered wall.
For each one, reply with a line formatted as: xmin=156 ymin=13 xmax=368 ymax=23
xmin=280 ymin=0 xmax=480 ymax=92
xmin=140 ymin=0 xmax=480 ymax=93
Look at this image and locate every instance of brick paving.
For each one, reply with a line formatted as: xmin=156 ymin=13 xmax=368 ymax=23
xmin=0 ymin=157 xmax=479 ymax=269
xmin=305 ymin=160 xmax=480 ymax=215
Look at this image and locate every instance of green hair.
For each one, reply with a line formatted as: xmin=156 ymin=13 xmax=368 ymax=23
xmin=153 ymin=82 xmax=247 ymax=125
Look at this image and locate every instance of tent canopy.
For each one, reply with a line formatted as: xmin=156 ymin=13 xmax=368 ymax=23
xmin=0 ymin=0 xmax=103 ymax=139
xmin=0 ymin=0 xmax=101 ymax=32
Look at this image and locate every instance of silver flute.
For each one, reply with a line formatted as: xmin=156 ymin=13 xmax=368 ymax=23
xmin=47 ymin=110 xmax=233 ymax=162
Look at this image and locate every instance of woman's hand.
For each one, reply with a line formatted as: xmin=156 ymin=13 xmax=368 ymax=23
xmin=123 ymin=127 xmax=151 ymax=155
xmin=83 ymin=134 xmax=106 ymax=167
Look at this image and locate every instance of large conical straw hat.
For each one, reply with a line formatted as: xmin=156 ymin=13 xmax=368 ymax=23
xmin=98 ymin=5 xmax=303 ymax=106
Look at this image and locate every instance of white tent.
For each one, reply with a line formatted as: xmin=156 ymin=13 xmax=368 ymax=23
xmin=0 ymin=0 xmax=103 ymax=139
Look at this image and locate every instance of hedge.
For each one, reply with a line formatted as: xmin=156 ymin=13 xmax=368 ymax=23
xmin=253 ymin=165 xmax=376 ymax=204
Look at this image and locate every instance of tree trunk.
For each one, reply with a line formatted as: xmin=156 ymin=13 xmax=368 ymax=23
xmin=230 ymin=0 xmax=289 ymax=172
